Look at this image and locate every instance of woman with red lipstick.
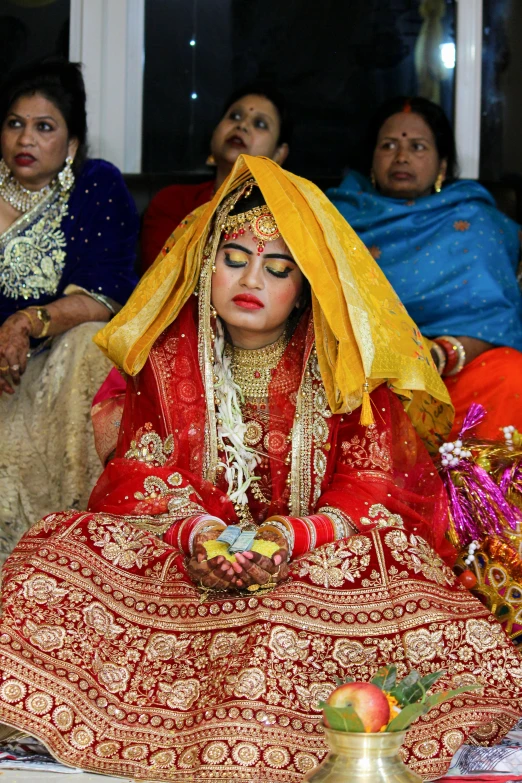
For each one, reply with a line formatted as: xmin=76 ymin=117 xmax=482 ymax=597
xmin=0 ymin=59 xmax=138 ymax=561
xmin=328 ymin=96 xmax=522 ymax=441
xmin=140 ymin=82 xmax=291 ymax=272
xmin=0 ymin=156 xmax=520 ymax=782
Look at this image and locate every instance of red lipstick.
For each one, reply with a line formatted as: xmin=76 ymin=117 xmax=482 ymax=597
xmin=14 ymin=154 xmax=36 ymax=166
xmin=232 ymin=294 xmax=264 ymax=309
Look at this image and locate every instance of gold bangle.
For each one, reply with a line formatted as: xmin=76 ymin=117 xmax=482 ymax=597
xmin=25 ymin=307 xmax=51 ymax=338
xmin=20 ymin=309 xmax=39 ymax=335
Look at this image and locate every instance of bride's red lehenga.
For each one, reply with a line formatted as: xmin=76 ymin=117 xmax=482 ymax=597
xmin=0 ymin=298 xmax=520 ymax=782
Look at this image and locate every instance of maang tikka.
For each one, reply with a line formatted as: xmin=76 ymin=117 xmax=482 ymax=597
xmin=221 ymin=204 xmax=280 ymax=255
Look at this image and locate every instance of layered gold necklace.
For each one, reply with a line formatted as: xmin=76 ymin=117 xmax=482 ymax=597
xmin=226 ymin=329 xmax=289 ymax=401
xmin=0 ymin=164 xmax=54 ymax=213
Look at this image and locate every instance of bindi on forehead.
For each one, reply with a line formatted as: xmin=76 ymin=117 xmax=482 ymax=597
xmin=402 ymin=132 xmax=407 ymax=137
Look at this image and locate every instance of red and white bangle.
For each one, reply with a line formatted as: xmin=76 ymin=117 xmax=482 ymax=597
xmin=318 ymin=506 xmax=357 ymax=539
xmin=258 ymin=519 xmax=294 ymax=557
xmin=434 ymin=335 xmax=466 ymax=376
xmin=266 ymin=513 xmax=337 ymax=557
xmin=164 ymin=514 xmax=225 ymax=555
xmin=430 ymin=341 xmax=447 ymax=375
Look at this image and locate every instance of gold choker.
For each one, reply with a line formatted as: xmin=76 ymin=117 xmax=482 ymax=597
xmin=226 ymin=331 xmax=289 ymax=400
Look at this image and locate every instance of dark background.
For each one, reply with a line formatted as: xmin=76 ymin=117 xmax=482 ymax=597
xmin=0 ymin=0 xmax=519 ymax=183
xmin=141 ymin=0 xmax=455 ymax=177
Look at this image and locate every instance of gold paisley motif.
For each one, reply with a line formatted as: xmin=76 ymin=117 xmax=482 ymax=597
xmin=0 ymin=188 xmax=68 ymax=300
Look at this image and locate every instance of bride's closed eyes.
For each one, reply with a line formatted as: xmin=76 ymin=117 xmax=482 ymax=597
xmin=223 ymin=249 xmax=295 ymax=279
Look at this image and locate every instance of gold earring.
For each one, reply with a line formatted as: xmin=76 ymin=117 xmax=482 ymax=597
xmin=206 ymin=154 xmax=216 ymax=166
xmin=210 ymin=305 xmax=217 ymax=319
xmin=211 ymin=263 xmax=217 ymax=273
xmin=0 ymin=158 xmax=10 ymax=186
xmin=434 ymin=173 xmax=444 ymax=193
xmin=370 ymin=170 xmax=376 ymax=189
xmin=58 ymin=156 xmax=75 ymax=192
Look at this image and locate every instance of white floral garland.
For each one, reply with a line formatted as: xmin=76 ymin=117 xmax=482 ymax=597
xmin=213 ymin=318 xmax=261 ymax=505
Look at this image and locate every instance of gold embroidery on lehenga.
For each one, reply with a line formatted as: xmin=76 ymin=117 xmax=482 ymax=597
xmin=146 ymin=633 xmax=191 ymax=661
xmin=465 ymin=619 xmax=504 ymax=653
xmin=22 ymin=575 xmax=68 ymax=605
xmin=384 ymin=529 xmax=454 ymax=586
xmin=83 ymin=602 xmax=124 ymax=639
xmin=89 ymin=517 xmax=166 ymax=569
xmin=296 ymin=537 xmax=371 ymax=588
xmin=269 ymin=626 xmax=310 ymax=661
xmin=94 ymin=659 xmax=129 ymax=693
xmin=23 ymin=620 xmax=65 ymax=652
xmin=404 ymin=628 xmax=444 ymax=664
xmin=0 ymin=186 xmax=68 ymax=300
xmin=332 ymin=639 xmax=378 ymax=667
xmin=233 ymin=667 xmax=266 ymax=699
xmin=157 ymin=679 xmax=200 ymax=710
xmin=341 ymin=425 xmax=392 ymax=472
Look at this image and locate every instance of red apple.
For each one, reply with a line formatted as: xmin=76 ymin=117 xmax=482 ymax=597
xmin=327 ymin=682 xmax=390 ymax=733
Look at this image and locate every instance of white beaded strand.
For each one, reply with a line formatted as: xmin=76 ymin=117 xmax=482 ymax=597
xmin=463 ymin=539 xmax=479 ymax=566
xmin=503 ymin=425 xmax=516 ymax=452
xmin=439 ymin=439 xmax=472 ymax=468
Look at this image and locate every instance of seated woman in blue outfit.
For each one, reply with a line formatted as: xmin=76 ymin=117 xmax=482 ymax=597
xmin=328 ymin=96 xmax=522 ymax=441
xmin=0 ymin=59 xmax=138 ymax=562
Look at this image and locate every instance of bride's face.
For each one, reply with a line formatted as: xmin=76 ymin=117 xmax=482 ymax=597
xmin=211 ymin=225 xmax=304 ymax=349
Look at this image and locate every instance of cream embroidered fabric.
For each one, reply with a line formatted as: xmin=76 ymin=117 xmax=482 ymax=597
xmin=0 ymin=322 xmax=111 ymax=563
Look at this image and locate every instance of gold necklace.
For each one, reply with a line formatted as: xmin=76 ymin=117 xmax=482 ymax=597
xmin=0 ymin=160 xmax=54 ymax=213
xmin=226 ymin=330 xmax=289 ymax=401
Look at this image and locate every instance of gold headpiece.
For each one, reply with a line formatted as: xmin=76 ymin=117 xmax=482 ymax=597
xmin=222 ymin=203 xmax=280 ymax=254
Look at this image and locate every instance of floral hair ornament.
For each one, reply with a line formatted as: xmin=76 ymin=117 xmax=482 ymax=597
xmin=221 ymin=186 xmax=281 ymax=255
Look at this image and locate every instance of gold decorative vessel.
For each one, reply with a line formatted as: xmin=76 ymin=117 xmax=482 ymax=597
xmin=303 ymin=727 xmax=422 ymax=783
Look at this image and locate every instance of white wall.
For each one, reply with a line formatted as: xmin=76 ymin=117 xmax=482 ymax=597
xmin=69 ymin=0 xmax=144 ymax=173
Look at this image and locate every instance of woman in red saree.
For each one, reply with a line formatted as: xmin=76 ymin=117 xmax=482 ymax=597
xmin=0 ymin=157 xmax=520 ymax=782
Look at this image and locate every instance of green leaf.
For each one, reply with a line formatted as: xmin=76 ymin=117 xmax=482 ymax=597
xmin=385 ymin=684 xmax=481 ymax=732
xmin=320 ymin=702 xmax=366 ymax=732
xmin=371 ymin=665 xmax=397 ymax=692
xmin=390 ymin=670 xmax=422 ymax=706
xmin=423 ymin=684 xmax=481 ymax=709
xmin=385 ymin=702 xmax=428 ymax=732
xmin=419 ymin=671 xmax=446 ymax=691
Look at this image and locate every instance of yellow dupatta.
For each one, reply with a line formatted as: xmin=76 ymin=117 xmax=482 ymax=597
xmin=95 ymin=156 xmax=453 ymax=448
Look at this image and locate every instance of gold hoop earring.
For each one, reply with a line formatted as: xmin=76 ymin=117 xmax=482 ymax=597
xmin=58 ymin=156 xmax=75 ymax=193
xmin=370 ymin=170 xmax=376 ymax=189
xmin=434 ymin=173 xmax=444 ymax=193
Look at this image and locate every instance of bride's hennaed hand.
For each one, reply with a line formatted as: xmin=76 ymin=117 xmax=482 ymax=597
xmin=234 ymin=530 xmax=289 ymax=588
xmin=188 ymin=527 xmax=239 ymax=591
xmin=187 ymin=553 xmax=238 ymax=590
